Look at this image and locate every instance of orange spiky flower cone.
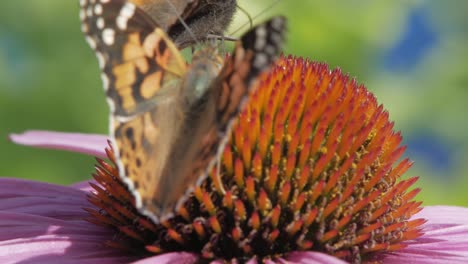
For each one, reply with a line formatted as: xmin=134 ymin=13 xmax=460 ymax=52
xmin=88 ymin=56 xmax=424 ymax=263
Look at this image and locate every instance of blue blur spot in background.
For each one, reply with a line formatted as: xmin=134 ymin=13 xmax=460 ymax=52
xmin=0 ymin=31 xmax=34 ymax=95
xmin=405 ymin=132 xmax=454 ymax=177
xmin=384 ymin=7 xmax=452 ymax=177
xmin=383 ymin=8 xmax=438 ymax=72
xmin=0 ymin=32 xmax=26 ymax=70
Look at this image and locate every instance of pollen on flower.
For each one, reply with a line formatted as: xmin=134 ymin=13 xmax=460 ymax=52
xmin=86 ymin=56 xmax=424 ymax=263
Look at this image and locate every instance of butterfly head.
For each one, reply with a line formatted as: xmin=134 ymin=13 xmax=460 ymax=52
xmin=180 ymin=45 xmax=223 ymax=105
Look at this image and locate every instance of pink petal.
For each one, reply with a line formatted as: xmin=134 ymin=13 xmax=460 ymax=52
xmin=414 ymin=205 xmax=468 ymax=226
xmin=9 ymin=130 xmax=108 ymax=158
xmin=0 ymin=178 xmax=91 ymax=220
xmin=378 ymin=206 xmax=468 ymax=263
xmin=208 ymin=257 xmax=259 ymax=264
xmin=246 ymin=257 xmax=259 ymax=264
xmin=206 ymin=257 xmax=261 ymax=264
xmin=131 ymin=252 xmax=199 ymax=264
xmin=3 ymin=177 xmax=468 ymax=263
xmin=0 ymin=178 xmax=134 ymax=263
xmin=282 ymin=251 xmax=348 ymax=264
xmin=71 ymin=180 xmax=95 ymax=193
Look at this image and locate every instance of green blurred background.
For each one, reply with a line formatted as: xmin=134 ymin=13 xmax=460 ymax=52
xmin=1 ymin=1 xmax=467 ymax=206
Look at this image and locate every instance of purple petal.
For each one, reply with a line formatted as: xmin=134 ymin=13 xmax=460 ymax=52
xmin=415 ymin=205 xmax=468 ymax=226
xmin=71 ymin=180 xmax=95 ymax=193
xmin=282 ymin=251 xmax=348 ymax=264
xmin=378 ymin=206 xmax=468 ymax=263
xmin=0 ymin=178 xmax=134 ymax=263
xmin=130 ymin=252 xmax=199 ymax=264
xmin=0 ymin=178 xmax=92 ymax=220
xmin=246 ymin=257 xmax=259 ymax=264
xmin=3 ymin=177 xmax=468 ymax=263
xmin=9 ymin=130 xmax=108 ymax=158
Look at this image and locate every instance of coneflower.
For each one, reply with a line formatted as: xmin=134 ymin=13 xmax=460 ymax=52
xmin=86 ymin=55 xmax=423 ymax=263
xmin=6 ymin=56 xmax=468 ymax=264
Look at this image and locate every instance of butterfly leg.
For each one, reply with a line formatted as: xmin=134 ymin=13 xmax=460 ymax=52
xmin=213 ymin=156 xmax=227 ymax=194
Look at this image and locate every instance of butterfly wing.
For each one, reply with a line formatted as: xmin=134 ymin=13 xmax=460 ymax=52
xmin=213 ymin=16 xmax=287 ymax=127
xmin=128 ymin=0 xmax=197 ymax=31
xmin=81 ymin=0 xmax=286 ymax=224
xmin=80 ymin=0 xmax=189 ymax=222
xmin=167 ymin=0 xmax=237 ymax=48
xmin=130 ymin=0 xmax=236 ymax=48
xmin=80 ymin=0 xmax=187 ymax=117
xmin=150 ymin=16 xmax=287 ymax=221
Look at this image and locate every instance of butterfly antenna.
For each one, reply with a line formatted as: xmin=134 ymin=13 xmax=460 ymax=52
xmin=164 ymin=0 xmax=200 ymax=46
xmin=236 ymin=3 xmax=253 ymax=30
xmin=206 ymin=2 xmax=255 ymax=44
xmin=230 ymin=0 xmax=281 ymax=36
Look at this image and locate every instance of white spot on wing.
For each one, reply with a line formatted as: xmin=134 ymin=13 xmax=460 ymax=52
xmin=96 ymin=17 xmax=105 ymax=29
xmin=102 ymin=28 xmax=115 ymax=45
xmin=81 ymin=24 xmax=89 ymax=33
xmin=94 ymin=4 xmax=103 ymax=15
xmin=85 ymin=36 xmax=96 ymax=49
xmin=253 ymin=53 xmax=268 ymax=69
xmin=271 ymin=17 xmax=284 ymax=30
xmin=116 ymin=3 xmax=136 ymax=30
xmin=100 ymin=73 xmax=109 ymax=90
xmin=121 ymin=3 xmax=136 ymax=17
xmin=254 ymin=26 xmax=267 ymax=51
xmin=79 ymin=9 xmax=86 ymax=21
xmin=86 ymin=6 xmax=93 ymax=17
xmin=96 ymin=51 xmax=106 ymax=69
xmin=256 ymin=25 xmax=267 ymax=38
xmin=106 ymin=97 xmax=116 ymax=114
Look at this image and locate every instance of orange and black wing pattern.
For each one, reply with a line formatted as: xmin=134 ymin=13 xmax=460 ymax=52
xmin=156 ymin=16 xmax=287 ymax=220
xmin=80 ymin=0 xmax=188 ymax=223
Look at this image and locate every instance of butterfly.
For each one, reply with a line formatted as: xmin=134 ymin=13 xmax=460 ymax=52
xmin=79 ymin=0 xmax=286 ymax=223
xmin=129 ymin=0 xmax=237 ymax=48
